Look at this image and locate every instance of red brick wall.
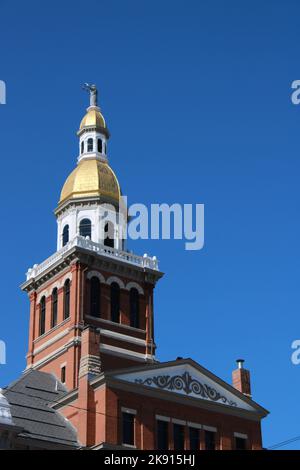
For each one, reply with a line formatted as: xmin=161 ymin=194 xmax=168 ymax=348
xmin=105 ymin=386 xmax=263 ymax=450
xmin=58 ymin=384 xmax=263 ymax=450
xmin=26 ymin=261 xmax=154 ymax=382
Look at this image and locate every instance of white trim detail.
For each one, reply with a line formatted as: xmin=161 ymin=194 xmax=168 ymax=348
xmin=106 ymin=276 xmax=125 ymax=289
xmin=36 ymin=273 xmax=73 ymax=303
xmin=203 ymin=425 xmax=217 ymax=433
xmin=125 ymin=282 xmax=144 ymax=295
xmin=187 ymin=421 xmax=202 ymax=430
xmin=28 ymin=337 xmax=81 ymax=369
xmin=85 ymin=316 xmax=145 ymax=333
xmin=37 ymin=290 xmax=49 ymax=303
xmin=156 ymin=415 xmax=170 ymax=422
xmin=121 ymin=407 xmax=137 ymax=415
xmin=172 ymin=418 xmax=186 ymax=426
xmin=25 ymin=236 xmax=159 ymax=282
xmin=86 ymin=270 xmax=105 ymax=283
xmin=59 ymin=273 xmax=72 ymax=288
xmin=99 ymin=343 xmax=149 ymax=361
xmin=33 ymin=329 xmax=69 ymax=355
xmin=234 ymin=432 xmax=248 ymax=439
xmin=99 ymin=328 xmax=146 ymax=346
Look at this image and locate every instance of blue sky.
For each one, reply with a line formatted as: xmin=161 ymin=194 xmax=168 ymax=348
xmin=1 ymin=0 xmax=300 ymax=449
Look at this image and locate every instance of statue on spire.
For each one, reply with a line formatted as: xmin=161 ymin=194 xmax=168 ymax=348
xmin=82 ymin=83 xmax=98 ymax=107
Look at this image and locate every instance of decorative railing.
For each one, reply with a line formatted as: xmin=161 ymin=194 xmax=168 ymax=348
xmin=26 ymin=236 xmax=159 ymax=280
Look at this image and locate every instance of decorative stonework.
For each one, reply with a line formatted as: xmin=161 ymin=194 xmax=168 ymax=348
xmin=135 ymin=371 xmax=237 ymax=406
xmin=22 ymin=240 xmax=162 ymax=294
xmin=125 ymin=281 xmax=144 ymax=295
xmin=26 ymin=236 xmax=159 ymax=281
xmin=36 ymin=273 xmax=73 ymax=302
xmin=79 ymin=354 xmax=101 ymax=379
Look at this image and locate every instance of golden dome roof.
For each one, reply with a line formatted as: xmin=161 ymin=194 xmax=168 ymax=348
xmin=59 ymin=159 xmax=121 ymax=205
xmin=79 ymin=107 xmax=106 ymax=131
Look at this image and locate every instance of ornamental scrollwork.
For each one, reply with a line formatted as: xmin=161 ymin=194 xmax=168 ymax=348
xmin=135 ymin=371 xmax=237 ymax=407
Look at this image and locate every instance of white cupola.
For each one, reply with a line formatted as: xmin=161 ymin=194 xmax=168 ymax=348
xmin=54 ymin=85 xmax=127 ymax=253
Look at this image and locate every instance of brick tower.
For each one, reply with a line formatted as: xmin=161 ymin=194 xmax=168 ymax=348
xmin=21 ymin=85 xmax=163 ymax=392
xmin=5 ymin=86 xmax=268 ymax=450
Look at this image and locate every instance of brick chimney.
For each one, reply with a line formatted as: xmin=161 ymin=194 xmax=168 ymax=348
xmin=232 ymin=359 xmax=251 ymax=397
xmin=78 ymin=326 xmax=101 ymax=447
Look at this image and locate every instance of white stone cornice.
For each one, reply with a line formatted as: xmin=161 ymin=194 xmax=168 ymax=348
xmin=24 ymin=235 xmax=159 ymax=283
xmin=99 ymin=343 xmax=152 ymax=362
xmin=99 ymin=328 xmax=146 ymax=346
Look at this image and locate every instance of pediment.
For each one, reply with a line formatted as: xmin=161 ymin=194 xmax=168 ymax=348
xmin=115 ymin=362 xmax=257 ymax=412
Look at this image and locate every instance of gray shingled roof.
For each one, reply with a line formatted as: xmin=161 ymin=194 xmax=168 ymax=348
xmin=3 ymin=370 xmax=79 ymax=448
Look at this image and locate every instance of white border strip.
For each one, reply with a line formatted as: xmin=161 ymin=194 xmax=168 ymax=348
xmin=121 ymin=407 xmax=137 ymax=415
xmin=156 ymin=415 xmax=170 ymax=422
xmin=203 ymin=425 xmax=217 ymax=433
xmin=100 ymin=343 xmax=150 ymax=361
xmin=187 ymin=421 xmax=202 ymax=430
xmin=33 ymin=329 xmax=69 ymax=355
xmin=99 ymin=328 xmax=146 ymax=346
xmin=234 ymin=432 xmax=248 ymax=439
xmin=172 ymin=418 xmax=186 ymax=426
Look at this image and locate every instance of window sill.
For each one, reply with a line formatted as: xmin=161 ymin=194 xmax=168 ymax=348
xmin=122 ymin=443 xmax=136 ymax=449
xmin=33 ymin=317 xmax=71 ymax=343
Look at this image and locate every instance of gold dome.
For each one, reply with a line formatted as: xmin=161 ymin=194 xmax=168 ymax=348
xmin=59 ymin=159 xmax=121 ymax=205
xmin=79 ymin=107 xmax=106 ymax=131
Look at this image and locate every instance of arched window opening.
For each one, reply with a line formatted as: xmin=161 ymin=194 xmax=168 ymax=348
xmin=64 ymin=279 xmax=70 ymax=320
xmin=81 ymin=141 xmax=84 ymax=154
xmin=62 ymin=225 xmax=69 ymax=247
xmin=79 ymin=218 xmax=91 ymax=239
xmin=104 ymin=143 xmax=107 ymax=154
xmin=51 ymin=288 xmax=58 ymax=328
xmin=90 ymin=276 xmax=100 ymax=317
xmin=130 ymin=288 xmax=139 ymax=328
xmin=87 ymin=138 xmax=93 ymax=152
xmin=39 ymin=296 xmax=46 ymax=336
xmin=111 ymin=282 xmax=120 ymax=323
xmin=104 ymin=222 xmax=114 ymax=248
xmin=97 ymin=138 xmax=103 ymax=153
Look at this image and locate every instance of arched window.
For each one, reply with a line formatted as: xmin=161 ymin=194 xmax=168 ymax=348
xmin=81 ymin=141 xmax=84 ymax=154
xmin=97 ymin=138 xmax=103 ymax=153
xmin=64 ymin=279 xmax=70 ymax=319
xmin=39 ymin=296 xmax=46 ymax=336
xmin=51 ymin=288 xmax=58 ymax=328
xmin=90 ymin=276 xmax=100 ymax=317
xmin=79 ymin=219 xmax=91 ymax=238
xmin=130 ymin=288 xmax=139 ymax=328
xmin=87 ymin=138 xmax=93 ymax=152
xmin=104 ymin=222 xmax=114 ymax=248
xmin=111 ymin=282 xmax=120 ymax=323
xmin=104 ymin=143 xmax=107 ymax=154
xmin=62 ymin=225 xmax=69 ymax=246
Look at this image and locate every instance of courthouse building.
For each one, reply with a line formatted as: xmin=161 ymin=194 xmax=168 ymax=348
xmin=1 ymin=87 xmax=268 ymax=450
